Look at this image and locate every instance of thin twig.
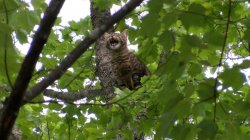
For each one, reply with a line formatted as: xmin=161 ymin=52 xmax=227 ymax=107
xmin=234 ymin=24 xmax=249 ymax=52
xmin=213 ymin=0 xmax=232 ymax=122
xmin=46 ymin=119 xmax=50 ymax=140
xmin=3 ymin=0 xmax=13 ymax=89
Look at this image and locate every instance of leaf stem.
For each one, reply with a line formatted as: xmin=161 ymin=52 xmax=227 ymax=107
xmin=3 ymin=0 xmax=13 ymax=89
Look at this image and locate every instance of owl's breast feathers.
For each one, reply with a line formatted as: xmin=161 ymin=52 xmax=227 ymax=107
xmin=111 ymin=51 xmax=150 ymax=90
xmin=104 ymin=31 xmax=150 ymax=90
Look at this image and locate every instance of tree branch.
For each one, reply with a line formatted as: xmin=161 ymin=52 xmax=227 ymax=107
xmin=0 ymin=0 xmax=65 ymax=139
xmin=0 ymin=86 xmax=102 ymax=103
xmin=43 ymin=89 xmax=103 ymax=102
xmin=0 ymin=2 xmax=145 ymax=137
xmin=213 ymin=0 xmax=232 ymax=122
xmin=23 ymin=0 xmax=144 ymax=102
xmin=3 ymin=0 xmax=13 ymax=88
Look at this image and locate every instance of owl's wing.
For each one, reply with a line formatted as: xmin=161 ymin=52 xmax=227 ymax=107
xmin=129 ymin=53 xmax=150 ymax=76
xmin=128 ymin=53 xmax=150 ymax=88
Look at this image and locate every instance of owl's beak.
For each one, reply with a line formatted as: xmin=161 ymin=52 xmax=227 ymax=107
xmin=109 ymin=38 xmax=119 ymax=46
xmin=108 ymin=36 xmax=121 ymax=50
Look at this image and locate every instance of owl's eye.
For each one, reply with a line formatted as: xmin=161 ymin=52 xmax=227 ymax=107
xmin=109 ymin=38 xmax=119 ymax=46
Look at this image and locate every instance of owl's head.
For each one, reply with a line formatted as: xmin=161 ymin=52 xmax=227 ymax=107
xmin=105 ymin=30 xmax=128 ymax=51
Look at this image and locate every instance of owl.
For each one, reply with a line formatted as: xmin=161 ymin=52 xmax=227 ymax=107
xmin=104 ymin=30 xmax=150 ymax=90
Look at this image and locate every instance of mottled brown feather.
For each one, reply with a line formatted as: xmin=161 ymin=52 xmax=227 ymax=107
xmin=104 ymin=31 xmax=150 ymax=90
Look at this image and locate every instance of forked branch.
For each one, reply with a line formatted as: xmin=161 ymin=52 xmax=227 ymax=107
xmin=23 ymin=0 xmax=144 ymax=102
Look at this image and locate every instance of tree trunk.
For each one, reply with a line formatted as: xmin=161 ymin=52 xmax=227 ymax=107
xmin=90 ymin=0 xmax=116 ymax=101
xmin=89 ymin=1 xmax=144 ymax=139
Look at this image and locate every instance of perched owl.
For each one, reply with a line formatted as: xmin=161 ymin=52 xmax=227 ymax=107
xmin=104 ymin=30 xmax=150 ymax=90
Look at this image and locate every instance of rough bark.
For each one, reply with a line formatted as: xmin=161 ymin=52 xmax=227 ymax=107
xmin=0 ymin=102 xmax=22 ymax=140
xmin=90 ymin=1 xmax=145 ymax=139
xmin=0 ymin=86 xmax=102 ymax=103
xmin=23 ymin=0 xmax=144 ymax=103
xmin=0 ymin=0 xmax=144 ymax=104
xmin=90 ymin=1 xmax=117 ymax=100
xmin=43 ymin=89 xmax=103 ymax=102
xmin=0 ymin=0 xmax=144 ymax=139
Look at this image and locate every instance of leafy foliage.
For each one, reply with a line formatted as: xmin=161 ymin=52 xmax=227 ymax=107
xmin=1 ymin=0 xmax=250 ymax=139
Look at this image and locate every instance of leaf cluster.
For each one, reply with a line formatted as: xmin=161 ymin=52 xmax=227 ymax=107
xmin=2 ymin=0 xmax=250 ymax=139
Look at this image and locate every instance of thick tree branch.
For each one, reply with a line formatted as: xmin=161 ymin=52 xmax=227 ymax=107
xmin=43 ymin=89 xmax=102 ymax=102
xmin=90 ymin=0 xmax=115 ymax=101
xmin=23 ymin=0 xmax=144 ymax=102
xmin=90 ymin=0 xmax=112 ymax=29
xmin=0 ymin=86 xmax=102 ymax=103
xmin=0 ymin=0 xmax=65 ymax=139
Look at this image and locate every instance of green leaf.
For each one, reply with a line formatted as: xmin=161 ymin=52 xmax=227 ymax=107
xmin=155 ymin=112 xmax=177 ymax=139
xmin=69 ymin=17 xmax=91 ymax=35
xmin=140 ymin=13 xmax=160 ymax=37
xmin=1 ymin=0 xmax=20 ymax=10
xmin=16 ymin=28 xmax=28 ymax=44
xmin=148 ymin=0 xmax=164 ymax=13
xmin=198 ymin=120 xmax=218 ymax=140
xmin=203 ymin=31 xmax=224 ymax=48
xmin=243 ymin=28 xmax=250 ymax=42
xmin=242 ymin=17 xmax=250 ymax=27
xmin=31 ymin=0 xmax=47 ymax=10
xmin=197 ymin=78 xmax=215 ymax=100
xmin=171 ymin=125 xmax=197 ymax=140
xmin=183 ymin=83 xmax=195 ymax=97
xmin=128 ymin=28 xmax=137 ymax=42
xmin=179 ymin=3 xmax=206 ymax=30
xmin=219 ymin=67 xmax=246 ymax=90
xmin=0 ymin=22 xmax=13 ymax=33
xmin=108 ymin=113 xmax=122 ymax=129
xmin=244 ymin=88 xmax=250 ymax=103
xmin=9 ymin=10 xmax=40 ymax=33
xmin=164 ymin=53 xmax=187 ymax=79
xmin=49 ymin=103 xmax=63 ymax=111
xmin=138 ymin=39 xmax=158 ymax=63
xmin=189 ymin=3 xmax=206 ymax=13
xmin=217 ymin=123 xmax=248 ymax=140
xmin=0 ymin=26 xmax=20 ymax=81
xmin=173 ymin=99 xmax=192 ymax=118
xmin=162 ymin=12 xmax=178 ymax=29
xmin=158 ymin=30 xmax=175 ymax=51
xmin=62 ymin=105 xmax=80 ymax=116
xmin=188 ymin=63 xmax=202 ymax=76
xmin=236 ymin=60 xmax=250 ymax=69
xmin=181 ymin=35 xmax=202 ymax=48
xmin=2 ymin=0 xmax=250 ymax=138
xmin=93 ymin=0 xmax=119 ymax=10
xmin=207 ymin=53 xmax=220 ymax=65
xmin=193 ymin=102 xmax=212 ymax=118
xmin=232 ymin=100 xmax=250 ymax=115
